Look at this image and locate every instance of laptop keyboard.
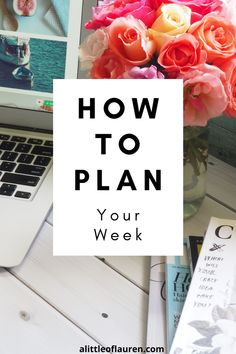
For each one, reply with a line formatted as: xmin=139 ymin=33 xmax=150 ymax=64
xmin=0 ymin=133 xmax=53 ymax=200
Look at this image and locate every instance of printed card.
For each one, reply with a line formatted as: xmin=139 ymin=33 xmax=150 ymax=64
xmin=54 ymin=79 xmax=183 ymax=255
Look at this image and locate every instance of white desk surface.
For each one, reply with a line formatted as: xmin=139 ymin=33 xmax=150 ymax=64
xmin=0 ymin=156 xmax=236 ymax=353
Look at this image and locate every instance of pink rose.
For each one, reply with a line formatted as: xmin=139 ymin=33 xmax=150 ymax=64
xmin=85 ymin=0 xmax=156 ymax=30
xmin=150 ymin=0 xmax=223 ymax=23
xmin=90 ymin=49 xmax=129 ymax=78
xmin=123 ymin=65 xmax=165 ymax=78
xmin=217 ymin=57 xmax=236 ymax=117
xmin=179 ymin=64 xmax=228 ymax=126
xmin=158 ymin=34 xmax=207 ymax=77
xmin=108 ymin=16 xmax=156 ymax=66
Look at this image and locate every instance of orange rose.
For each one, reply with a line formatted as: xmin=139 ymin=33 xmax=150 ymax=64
xmin=108 ymin=15 xmax=156 ymax=65
xmin=190 ymin=14 xmax=236 ymax=63
xmin=217 ymin=57 xmax=236 ymax=117
xmin=158 ymin=33 xmax=207 ymax=76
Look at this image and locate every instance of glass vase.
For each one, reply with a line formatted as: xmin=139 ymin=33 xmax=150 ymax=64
xmin=184 ymin=126 xmax=209 ymax=220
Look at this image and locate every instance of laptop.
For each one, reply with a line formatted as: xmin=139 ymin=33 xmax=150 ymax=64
xmin=0 ymin=0 xmax=83 ymax=267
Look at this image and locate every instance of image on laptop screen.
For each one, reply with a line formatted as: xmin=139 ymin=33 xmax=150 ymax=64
xmin=0 ymin=0 xmax=81 ymax=112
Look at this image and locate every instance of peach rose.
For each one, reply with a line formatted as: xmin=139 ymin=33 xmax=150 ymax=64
xmin=108 ymin=15 xmax=156 ymax=65
xmin=148 ymin=4 xmax=191 ymax=52
xmin=91 ymin=49 xmax=129 ymax=78
xmin=190 ymin=14 xmax=236 ymax=63
xmin=179 ymin=64 xmax=228 ymax=126
xmin=217 ymin=57 xmax=236 ymax=117
xmin=158 ymin=33 xmax=207 ymax=77
xmin=79 ymin=28 xmax=108 ymax=70
xmin=151 ymin=0 xmax=223 ymax=23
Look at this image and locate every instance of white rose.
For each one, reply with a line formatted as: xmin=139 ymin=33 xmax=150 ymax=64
xmin=220 ymin=0 xmax=236 ymax=25
xmin=79 ymin=28 xmax=108 ymax=70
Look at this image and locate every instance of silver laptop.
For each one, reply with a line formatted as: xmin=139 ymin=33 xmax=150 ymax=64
xmin=0 ymin=0 xmax=83 ymax=267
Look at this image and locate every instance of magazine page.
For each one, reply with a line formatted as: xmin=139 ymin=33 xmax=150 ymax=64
xmin=170 ymin=218 xmax=236 ymax=354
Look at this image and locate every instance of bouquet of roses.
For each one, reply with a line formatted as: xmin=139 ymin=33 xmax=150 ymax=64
xmin=79 ymin=0 xmax=236 ymax=126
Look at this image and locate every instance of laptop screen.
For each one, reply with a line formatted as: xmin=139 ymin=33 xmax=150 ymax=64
xmin=0 ymin=0 xmax=82 ymax=112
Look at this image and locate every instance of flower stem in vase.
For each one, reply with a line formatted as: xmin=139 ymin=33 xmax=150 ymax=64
xmin=184 ymin=126 xmax=209 ymax=220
